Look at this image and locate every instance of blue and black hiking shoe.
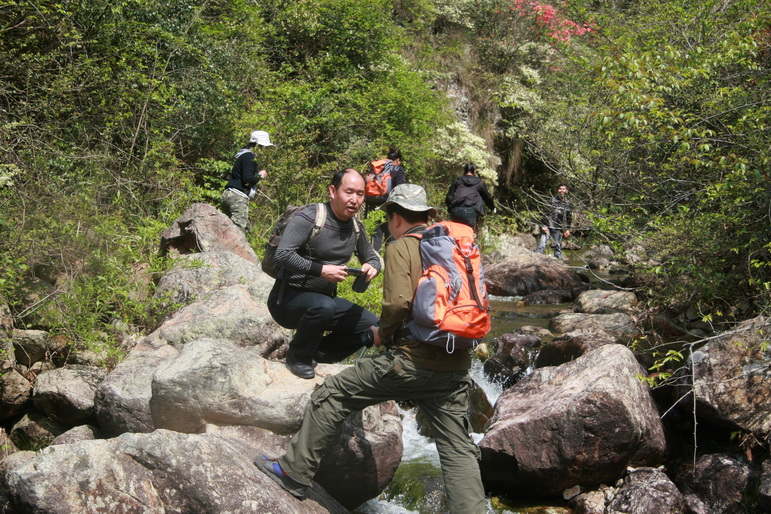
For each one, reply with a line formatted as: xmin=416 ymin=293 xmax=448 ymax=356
xmin=253 ymin=455 xmax=308 ymax=499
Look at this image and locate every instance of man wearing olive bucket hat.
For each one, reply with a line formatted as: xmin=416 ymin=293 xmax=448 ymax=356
xmin=254 ymin=184 xmax=486 ymax=513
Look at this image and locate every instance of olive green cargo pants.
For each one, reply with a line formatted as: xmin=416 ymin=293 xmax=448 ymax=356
xmin=221 ymin=188 xmax=250 ymax=234
xmin=279 ymin=351 xmax=486 ymax=513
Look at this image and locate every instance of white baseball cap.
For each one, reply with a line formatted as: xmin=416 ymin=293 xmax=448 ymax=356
xmin=249 ymin=130 xmax=274 ymax=146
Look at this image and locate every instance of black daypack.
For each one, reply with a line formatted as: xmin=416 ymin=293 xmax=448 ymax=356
xmin=262 ymin=203 xmax=327 ymax=279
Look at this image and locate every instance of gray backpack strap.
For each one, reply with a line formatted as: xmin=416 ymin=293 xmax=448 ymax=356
xmin=308 ymin=203 xmax=327 ymax=245
xmin=352 ymin=216 xmax=361 ymax=239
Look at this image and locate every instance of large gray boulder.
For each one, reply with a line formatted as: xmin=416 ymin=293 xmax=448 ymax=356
xmin=485 ymin=233 xmax=537 ymax=259
xmin=484 ymin=253 xmax=585 ymax=297
xmin=147 ymin=337 xmax=403 ymax=507
xmin=573 ymin=289 xmax=639 ymax=314
xmin=479 ymin=344 xmax=666 ymax=496
xmin=98 ymin=280 xmax=289 ymax=437
xmin=94 ymin=340 xmax=179 ymax=437
xmin=0 ymin=430 xmax=347 ymax=513
xmin=160 ymin=202 xmax=259 ymax=264
xmin=145 ymin=284 xmax=289 ymax=355
xmin=549 ymin=312 xmax=639 ymax=342
xmin=678 ymin=316 xmax=771 ymax=435
xmin=33 ymin=365 xmax=107 ymax=424
xmin=153 ymin=250 xmax=275 ymax=307
xmin=149 ymin=338 xmax=337 ymax=434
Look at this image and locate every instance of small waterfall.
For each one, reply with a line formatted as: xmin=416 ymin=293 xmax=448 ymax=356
xmin=399 ymin=407 xmax=440 ymax=466
xmin=470 ymin=358 xmax=504 ymax=406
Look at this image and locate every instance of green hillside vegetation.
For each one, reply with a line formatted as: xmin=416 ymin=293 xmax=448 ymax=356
xmin=1 ymin=0 xmax=769 ymax=362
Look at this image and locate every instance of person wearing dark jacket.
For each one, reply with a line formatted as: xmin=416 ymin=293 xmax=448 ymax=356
xmin=221 ymin=130 xmax=274 ymax=234
xmin=445 ymin=162 xmax=495 ymax=229
xmin=536 ymin=183 xmax=572 ymax=260
xmin=267 ymin=168 xmax=381 ymax=379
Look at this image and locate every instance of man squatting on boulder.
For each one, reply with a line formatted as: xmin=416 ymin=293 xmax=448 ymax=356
xmin=221 ymin=130 xmax=273 ymax=234
xmin=267 ymin=168 xmax=381 ymax=379
xmin=256 ymin=184 xmax=486 ymax=513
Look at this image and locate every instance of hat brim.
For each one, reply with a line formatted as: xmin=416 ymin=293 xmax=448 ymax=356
xmin=379 ymin=200 xmax=436 ymax=218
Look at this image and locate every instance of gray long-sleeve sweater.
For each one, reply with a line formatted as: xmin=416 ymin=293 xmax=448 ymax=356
xmin=274 ymin=203 xmax=381 ymax=296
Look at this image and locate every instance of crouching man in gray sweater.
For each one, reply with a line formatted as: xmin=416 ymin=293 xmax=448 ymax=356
xmin=267 ymin=168 xmax=381 ymax=379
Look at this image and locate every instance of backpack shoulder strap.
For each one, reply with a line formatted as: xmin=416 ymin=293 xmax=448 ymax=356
xmin=350 ymin=216 xmax=363 ymax=251
xmin=352 ymin=216 xmax=361 ymax=237
xmin=308 ymin=203 xmax=327 ymax=245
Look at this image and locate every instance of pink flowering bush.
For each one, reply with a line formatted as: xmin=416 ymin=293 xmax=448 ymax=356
xmin=511 ymin=0 xmax=595 ymax=44
xmin=471 ymin=0 xmax=595 ymax=73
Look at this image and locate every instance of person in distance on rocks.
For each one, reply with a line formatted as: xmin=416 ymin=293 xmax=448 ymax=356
xmin=535 ymin=183 xmax=572 ymax=260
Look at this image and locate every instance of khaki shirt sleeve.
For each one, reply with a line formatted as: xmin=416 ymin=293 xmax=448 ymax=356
xmin=378 ymin=235 xmax=422 ymax=344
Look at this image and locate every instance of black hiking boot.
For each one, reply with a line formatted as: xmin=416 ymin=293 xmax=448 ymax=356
xmin=286 ymin=352 xmax=315 ymax=379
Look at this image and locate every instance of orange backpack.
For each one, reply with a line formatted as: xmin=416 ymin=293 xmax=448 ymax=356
xmin=405 ymin=221 xmax=491 ymax=352
xmin=365 ymin=159 xmax=392 ymax=198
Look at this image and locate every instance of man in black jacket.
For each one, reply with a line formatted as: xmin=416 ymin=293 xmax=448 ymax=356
xmin=221 ymin=130 xmax=274 ymax=234
xmin=445 ymin=162 xmax=495 ymax=230
xmin=536 ymin=183 xmax=572 ymax=259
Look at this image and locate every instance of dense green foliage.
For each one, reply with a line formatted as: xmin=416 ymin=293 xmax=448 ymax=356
xmin=0 ymin=0 xmax=768 ymax=355
xmin=575 ymin=0 xmax=770 ymax=318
